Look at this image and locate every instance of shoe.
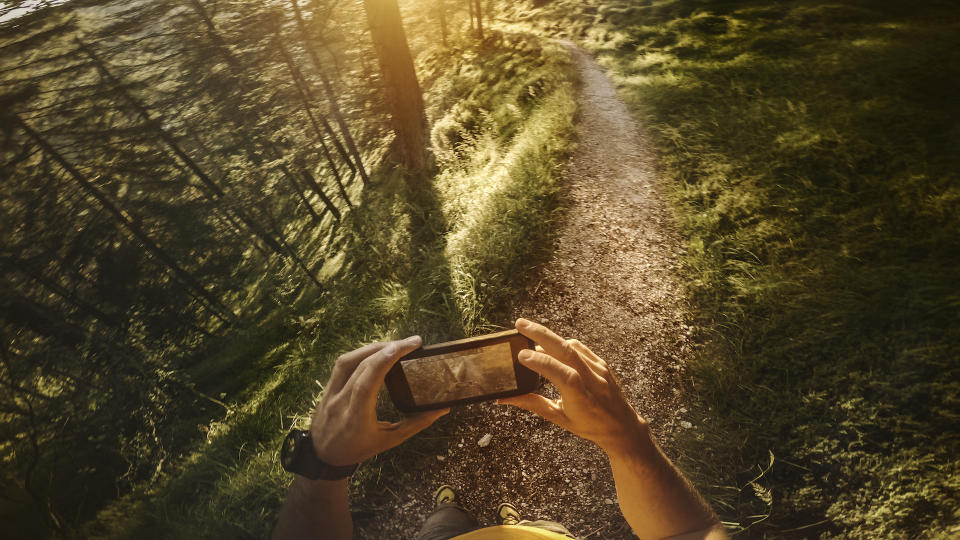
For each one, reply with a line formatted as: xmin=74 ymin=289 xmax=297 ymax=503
xmin=433 ymin=485 xmax=457 ymax=507
xmin=497 ymin=502 xmax=521 ymax=525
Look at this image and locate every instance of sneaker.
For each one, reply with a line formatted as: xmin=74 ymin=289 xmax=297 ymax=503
xmin=433 ymin=485 xmax=457 ymax=507
xmin=496 ymin=502 xmax=521 ymax=525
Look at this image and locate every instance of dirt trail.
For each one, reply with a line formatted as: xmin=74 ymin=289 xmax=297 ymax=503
xmin=357 ymin=43 xmax=693 ymax=539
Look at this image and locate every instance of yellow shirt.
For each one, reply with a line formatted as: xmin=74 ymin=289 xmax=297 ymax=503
xmin=452 ymin=524 xmax=725 ymax=539
xmin=453 ymin=526 xmax=569 ymax=539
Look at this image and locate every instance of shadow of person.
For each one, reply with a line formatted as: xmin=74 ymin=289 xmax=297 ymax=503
xmin=396 ymin=171 xmax=463 ymax=344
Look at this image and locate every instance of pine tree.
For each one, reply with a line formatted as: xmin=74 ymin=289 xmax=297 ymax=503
xmin=361 ymin=0 xmax=430 ymax=172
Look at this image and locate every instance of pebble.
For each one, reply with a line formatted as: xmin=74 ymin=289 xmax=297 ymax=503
xmin=478 ymin=433 xmax=492 ymax=447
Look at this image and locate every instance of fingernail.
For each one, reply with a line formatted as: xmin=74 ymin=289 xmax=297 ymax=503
xmin=406 ymin=335 xmax=422 ymax=346
xmin=518 ymin=349 xmax=532 ymax=361
xmin=517 ymin=318 xmax=530 ymax=328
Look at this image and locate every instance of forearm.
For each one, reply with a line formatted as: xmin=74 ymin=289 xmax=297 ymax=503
xmin=605 ymin=418 xmax=724 ymax=540
xmin=272 ymin=477 xmax=352 ymax=540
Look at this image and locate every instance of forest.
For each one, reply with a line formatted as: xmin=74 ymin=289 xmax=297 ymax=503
xmin=2 ymin=0 xmax=958 ymax=537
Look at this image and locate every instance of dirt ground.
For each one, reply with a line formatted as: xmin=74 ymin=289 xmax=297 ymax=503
xmin=355 ymin=43 xmax=694 ymax=539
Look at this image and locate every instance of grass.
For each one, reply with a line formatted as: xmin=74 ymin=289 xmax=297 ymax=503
xmin=80 ymin=33 xmax=577 ymax=538
xmin=502 ymin=0 xmax=960 ymax=537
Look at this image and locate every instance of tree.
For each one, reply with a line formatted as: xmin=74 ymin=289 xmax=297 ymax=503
xmin=361 ymin=0 xmax=430 ymax=173
xmin=290 ymin=0 xmax=370 ymax=186
xmin=473 ymin=0 xmax=484 ymax=40
xmin=437 ymin=0 xmax=448 ymax=46
xmin=272 ymin=27 xmax=351 ymax=212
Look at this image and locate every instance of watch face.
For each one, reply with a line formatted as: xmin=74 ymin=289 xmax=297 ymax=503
xmin=281 ymin=432 xmax=298 ymax=469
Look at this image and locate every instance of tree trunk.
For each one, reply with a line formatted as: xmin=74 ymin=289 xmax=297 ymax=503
xmin=186 ymin=0 xmax=242 ymax=70
xmin=274 ymin=33 xmax=353 ymax=208
xmin=361 ymin=0 xmax=430 ymax=173
xmin=290 ymin=0 xmax=370 ymax=185
xmin=282 ymin=165 xmax=324 ymax=224
xmin=474 ymin=0 xmax=484 ymax=40
xmin=300 ymin=168 xmax=342 ymax=221
xmin=438 ymin=0 xmax=448 ymax=46
xmin=253 ymin=185 xmax=324 ymax=288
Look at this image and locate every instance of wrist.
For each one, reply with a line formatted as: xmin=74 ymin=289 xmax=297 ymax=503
xmin=311 ymin=440 xmax=361 ymax=469
xmin=599 ymin=413 xmax=657 ymax=461
xmin=289 ymin=476 xmax=349 ymax=508
xmin=281 ymin=476 xmax=351 ymax=534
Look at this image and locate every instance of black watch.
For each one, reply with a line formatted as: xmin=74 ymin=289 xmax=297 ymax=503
xmin=280 ymin=429 xmax=358 ymax=480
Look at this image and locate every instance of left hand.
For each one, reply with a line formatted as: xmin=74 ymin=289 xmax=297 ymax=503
xmin=310 ymin=336 xmax=449 ymax=466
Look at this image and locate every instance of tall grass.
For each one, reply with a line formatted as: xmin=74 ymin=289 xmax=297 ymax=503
xmin=83 ymin=34 xmax=577 ymax=538
xmin=428 ymin=38 xmax=576 ymax=335
xmin=506 ymin=0 xmax=960 ymax=536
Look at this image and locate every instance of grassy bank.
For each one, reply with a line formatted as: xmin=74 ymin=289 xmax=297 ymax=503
xmin=83 ymin=34 xmax=577 ymax=538
xmin=508 ymin=0 xmax=960 ymax=536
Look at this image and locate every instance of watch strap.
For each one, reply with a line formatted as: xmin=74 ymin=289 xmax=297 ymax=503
xmin=282 ymin=429 xmax=358 ymax=480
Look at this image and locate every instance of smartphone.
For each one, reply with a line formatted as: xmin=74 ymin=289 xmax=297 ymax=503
xmin=385 ymin=329 xmax=539 ymax=413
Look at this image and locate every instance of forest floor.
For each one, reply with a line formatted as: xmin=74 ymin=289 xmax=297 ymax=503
xmin=355 ymin=42 xmax=695 ymax=539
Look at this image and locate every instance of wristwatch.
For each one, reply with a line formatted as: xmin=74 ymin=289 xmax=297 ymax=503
xmin=280 ymin=429 xmax=358 ymax=480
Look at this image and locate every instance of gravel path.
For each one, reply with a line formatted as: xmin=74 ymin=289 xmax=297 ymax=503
xmin=356 ymin=43 xmax=693 ymax=540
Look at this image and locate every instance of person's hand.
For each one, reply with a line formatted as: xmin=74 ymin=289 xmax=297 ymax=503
xmin=310 ymin=336 xmax=449 ymax=466
xmin=498 ymin=318 xmax=649 ymax=456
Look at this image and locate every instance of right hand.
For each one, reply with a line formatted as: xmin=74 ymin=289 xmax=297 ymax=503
xmin=498 ymin=318 xmax=650 ymax=456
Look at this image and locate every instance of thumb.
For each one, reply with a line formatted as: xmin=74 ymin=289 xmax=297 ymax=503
xmin=385 ymin=408 xmax=450 ymax=444
xmin=498 ymin=393 xmax=567 ymax=427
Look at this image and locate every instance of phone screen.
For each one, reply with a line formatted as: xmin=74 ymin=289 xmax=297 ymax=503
xmin=401 ymin=341 xmax=517 ymax=406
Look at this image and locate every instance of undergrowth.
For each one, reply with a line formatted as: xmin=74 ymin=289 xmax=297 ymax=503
xmin=83 ymin=33 xmax=577 ymax=538
xmin=506 ymin=0 xmax=960 ymax=537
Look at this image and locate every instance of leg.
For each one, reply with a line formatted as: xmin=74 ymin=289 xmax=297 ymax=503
xmin=499 ymin=501 xmax=578 ymax=539
xmin=414 ymin=486 xmax=480 ymax=540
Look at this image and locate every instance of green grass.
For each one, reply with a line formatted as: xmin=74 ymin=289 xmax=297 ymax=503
xmin=81 ymin=33 xmax=577 ymax=538
xmin=504 ymin=0 xmax=960 ymax=537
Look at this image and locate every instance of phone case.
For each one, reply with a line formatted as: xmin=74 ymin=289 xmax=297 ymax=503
xmin=385 ymin=329 xmax=539 ymax=412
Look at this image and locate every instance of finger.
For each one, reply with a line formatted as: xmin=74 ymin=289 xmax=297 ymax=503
xmin=498 ymin=393 xmax=568 ymax=428
xmin=327 ymin=341 xmax=390 ymax=393
xmin=350 ymin=335 xmax=423 ymax=407
xmin=568 ymin=339 xmax=608 ymax=375
xmin=380 ymin=408 xmax=450 ymax=446
xmin=517 ymin=348 xmax=580 ymax=395
xmin=516 ymin=318 xmax=592 ymax=377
